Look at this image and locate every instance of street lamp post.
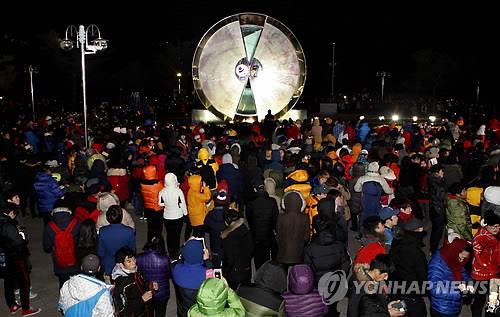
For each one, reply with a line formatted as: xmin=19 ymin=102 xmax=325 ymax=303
xmin=25 ymin=65 xmax=38 ymax=120
xmin=331 ymin=42 xmax=335 ymax=102
xmin=376 ymin=71 xmax=391 ymax=101
xmin=177 ymin=72 xmax=182 ymax=97
xmin=60 ymin=24 xmax=108 ymax=148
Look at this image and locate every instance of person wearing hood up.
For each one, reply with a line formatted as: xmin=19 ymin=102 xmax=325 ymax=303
xmin=195 ymin=148 xmax=219 ymax=191
xmin=354 ymin=161 xmax=393 ymax=228
xmin=221 ymin=209 xmax=254 ymax=289
xmin=427 ymin=238 xmax=472 ymax=317
xmin=264 ymin=177 xmax=282 ymax=212
xmin=95 ymin=192 xmax=135 ymax=233
xmin=188 ymin=278 xmax=245 ymax=317
xmin=237 ymin=260 xmax=287 ymax=316
xmin=284 ymin=169 xmax=312 ymax=201
xmin=33 ymin=168 xmax=65 ymax=222
xmin=187 ymin=174 xmax=211 ymax=238
xmin=172 ymin=239 xmax=209 ymax=317
xmin=276 ymin=191 xmax=310 ymax=266
xmin=282 ymin=264 xmax=328 ymax=317
xmin=204 ymin=185 xmax=229 ymax=266
xmin=428 ymin=164 xmax=448 ymax=254
xmin=112 ymin=247 xmax=158 ymax=317
xmin=247 ymin=181 xmax=279 ymax=270
xmin=59 ymin=254 xmax=114 ymax=316
xmin=217 ymin=153 xmax=243 ymax=204
xmin=389 ymin=218 xmax=428 ymax=317
xmin=159 ymin=173 xmax=188 ymax=256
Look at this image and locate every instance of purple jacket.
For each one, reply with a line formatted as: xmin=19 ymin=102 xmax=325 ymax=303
xmin=137 ymin=250 xmax=171 ymax=300
xmin=282 ymin=264 xmax=328 ymax=317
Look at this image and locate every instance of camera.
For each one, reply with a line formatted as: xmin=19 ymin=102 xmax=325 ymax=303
xmin=214 ymin=268 xmax=222 ymax=279
xmin=391 ymin=300 xmax=407 ymax=311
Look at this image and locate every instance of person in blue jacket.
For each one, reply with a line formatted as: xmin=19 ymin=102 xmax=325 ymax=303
xmin=428 ymin=238 xmax=473 ymax=317
xmin=33 ymin=168 xmax=65 ymax=222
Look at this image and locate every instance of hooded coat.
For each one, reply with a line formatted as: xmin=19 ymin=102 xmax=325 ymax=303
xmin=107 ymin=167 xmax=131 ymax=202
xmin=284 ymin=170 xmax=312 ymax=201
xmin=276 ymin=191 xmax=310 ymax=264
xmin=247 ymin=191 xmax=279 ymax=243
xmin=173 ymin=239 xmax=208 ymax=317
xmin=187 ymin=175 xmax=212 ymax=226
xmin=140 ymin=165 xmax=163 ymax=211
xmin=33 ymin=171 xmax=65 ymax=213
xmin=217 ymin=154 xmax=243 ymax=202
xmin=237 ymin=261 xmax=287 ymax=317
xmin=195 ymin=148 xmax=219 ymax=190
xmin=282 ymin=264 xmax=328 ymax=317
xmin=188 ymin=278 xmax=245 ymax=317
xmin=159 ymin=173 xmax=188 ymax=220
xmin=264 ymin=177 xmax=282 ymax=212
xmin=348 ymin=162 xmax=365 ymax=215
xmin=221 ymin=218 xmax=254 ymax=287
xmin=58 ymin=273 xmax=114 ymax=317
xmin=304 ymin=216 xmax=351 ymax=284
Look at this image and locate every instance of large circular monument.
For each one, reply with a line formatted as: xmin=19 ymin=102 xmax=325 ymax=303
xmin=192 ymin=13 xmax=306 ymax=120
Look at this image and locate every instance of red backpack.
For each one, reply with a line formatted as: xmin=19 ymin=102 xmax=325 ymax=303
xmin=48 ymin=218 xmax=78 ymax=268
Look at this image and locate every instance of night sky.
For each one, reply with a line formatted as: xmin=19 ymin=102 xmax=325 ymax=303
xmin=1 ymin=1 xmax=499 ymax=108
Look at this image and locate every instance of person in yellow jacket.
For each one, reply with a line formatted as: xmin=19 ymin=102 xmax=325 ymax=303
xmin=188 ymin=174 xmax=212 ymax=237
xmin=284 ymin=169 xmax=312 ymax=201
xmin=305 ymin=185 xmax=330 ymax=238
xmin=195 ymin=148 xmax=219 ymax=191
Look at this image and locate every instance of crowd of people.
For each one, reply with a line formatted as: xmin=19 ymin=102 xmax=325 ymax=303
xmin=0 ymin=107 xmax=499 ymax=317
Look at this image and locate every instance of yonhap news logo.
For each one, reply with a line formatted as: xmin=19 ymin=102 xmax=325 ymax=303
xmin=318 ymin=270 xmax=349 ymax=305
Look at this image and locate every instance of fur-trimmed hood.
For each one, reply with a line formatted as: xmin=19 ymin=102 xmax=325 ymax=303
xmin=220 ymin=218 xmax=246 ymax=239
xmin=281 ymin=190 xmax=306 ymax=213
xmin=107 ymin=168 xmax=127 ymax=177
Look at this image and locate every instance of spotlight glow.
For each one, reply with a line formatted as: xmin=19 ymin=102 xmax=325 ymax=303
xmin=359 ymin=115 xmax=365 ymax=120
xmin=412 ymin=116 xmax=418 ymax=122
xmin=429 ymin=116 xmax=436 ymax=122
xmin=378 ymin=116 xmax=385 ymax=121
xmin=392 ymin=114 xmax=399 ymax=121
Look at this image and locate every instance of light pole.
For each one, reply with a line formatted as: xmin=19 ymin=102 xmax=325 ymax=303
xmin=60 ymin=24 xmax=108 ymax=149
xmin=177 ymin=72 xmax=182 ymax=97
xmin=331 ymin=42 xmax=335 ymax=102
xmin=25 ymin=65 xmax=38 ymax=120
xmin=376 ymin=71 xmax=391 ymax=101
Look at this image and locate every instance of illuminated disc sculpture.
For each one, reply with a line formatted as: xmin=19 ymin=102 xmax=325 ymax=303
xmin=192 ymin=13 xmax=306 ymax=120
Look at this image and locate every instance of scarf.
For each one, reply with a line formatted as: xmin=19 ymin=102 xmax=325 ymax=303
xmin=440 ymin=238 xmax=469 ymax=281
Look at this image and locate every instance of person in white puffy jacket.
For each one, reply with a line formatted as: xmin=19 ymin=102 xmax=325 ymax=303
xmin=158 ymin=173 xmax=187 ymax=256
xmin=58 ymin=254 xmax=114 ymax=316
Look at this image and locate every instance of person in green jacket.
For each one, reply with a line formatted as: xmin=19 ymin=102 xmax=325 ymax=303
xmin=446 ymin=182 xmax=473 ymax=241
xmin=188 ymin=278 xmax=245 ymax=317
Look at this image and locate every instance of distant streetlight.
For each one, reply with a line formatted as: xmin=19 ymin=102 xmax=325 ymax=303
xmin=376 ymin=71 xmax=391 ymax=101
xmin=25 ymin=65 xmax=38 ymax=120
xmin=177 ymin=72 xmax=182 ymax=96
xmin=331 ymin=42 xmax=335 ymax=102
xmin=60 ymin=24 xmax=108 ymax=148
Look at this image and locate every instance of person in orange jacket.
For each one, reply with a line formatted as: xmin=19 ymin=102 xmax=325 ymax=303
xmin=187 ymin=174 xmax=212 ymax=237
xmin=140 ymin=165 xmax=164 ymax=240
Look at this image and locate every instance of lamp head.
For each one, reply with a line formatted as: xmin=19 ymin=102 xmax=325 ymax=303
xmin=60 ymin=38 xmax=74 ymax=51
xmin=91 ymin=37 xmax=108 ymax=51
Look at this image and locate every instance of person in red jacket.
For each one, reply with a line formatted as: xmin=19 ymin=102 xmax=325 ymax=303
xmin=471 ymin=210 xmax=500 ymax=316
xmin=107 ymin=163 xmax=131 ymax=205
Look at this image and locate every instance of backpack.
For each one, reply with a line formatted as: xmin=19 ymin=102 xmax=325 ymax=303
xmin=48 ymin=218 xmax=78 ymax=268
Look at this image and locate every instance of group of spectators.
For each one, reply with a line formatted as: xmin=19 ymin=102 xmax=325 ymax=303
xmin=0 ymin=107 xmax=499 ymax=317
